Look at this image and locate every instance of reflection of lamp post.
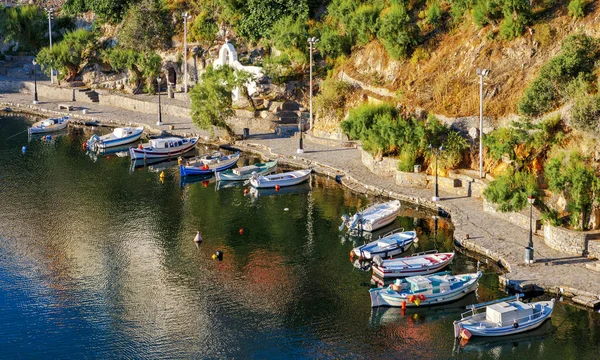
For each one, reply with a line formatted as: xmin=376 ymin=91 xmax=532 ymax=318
xmin=156 ymin=76 xmax=162 ymax=126
xmin=182 ymin=12 xmax=191 ymax=93
xmin=307 ymin=36 xmax=319 ymax=132
xmin=430 ymin=144 xmax=443 ymax=202
xmin=433 ymin=214 xmax=438 ymax=249
xmin=45 ymin=7 xmax=54 ymax=84
xmin=525 ymin=195 xmax=535 ymax=265
xmin=476 ymin=68 xmax=490 ymax=179
xmin=32 ymin=60 xmax=38 ymax=104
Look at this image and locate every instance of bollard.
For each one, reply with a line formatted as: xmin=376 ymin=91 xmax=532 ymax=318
xmin=243 ymin=128 xmax=249 ymax=140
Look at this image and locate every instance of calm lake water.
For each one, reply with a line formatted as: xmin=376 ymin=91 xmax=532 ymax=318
xmin=1 ymin=112 xmax=599 ymax=359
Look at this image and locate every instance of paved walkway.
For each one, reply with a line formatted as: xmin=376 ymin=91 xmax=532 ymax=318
xmin=2 ymin=86 xmax=600 ymax=307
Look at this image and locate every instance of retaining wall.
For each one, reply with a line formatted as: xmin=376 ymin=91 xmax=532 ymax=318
xmin=543 ymin=224 xmax=600 ymax=257
xmin=360 ymin=148 xmax=397 ymax=178
xmin=483 ymin=200 xmax=542 ymax=232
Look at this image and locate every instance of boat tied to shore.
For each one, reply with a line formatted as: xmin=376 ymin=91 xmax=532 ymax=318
xmin=248 ymin=169 xmax=312 ymax=188
xmin=453 ymin=294 xmax=555 ymax=340
xmin=216 ymin=160 xmax=278 ymax=181
xmin=340 ymin=200 xmax=402 ymax=233
xmin=28 ymin=115 xmax=70 ymax=134
xmin=179 ymin=152 xmax=240 ymax=176
xmin=369 ymin=270 xmax=482 ymax=308
xmin=129 ymin=136 xmax=198 ymax=160
xmin=86 ymin=127 xmax=144 ymax=150
xmin=372 ymin=250 xmax=455 ymax=279
xmin=351 ymin=228 xmax=417 ymax=260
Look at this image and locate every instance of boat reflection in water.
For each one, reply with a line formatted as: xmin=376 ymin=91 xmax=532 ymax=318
xmin=247 ymin=182 xmax=311 ymax=198
xmin=179 ymin=173 xmax=215 ymax=189
xmin=369 ymin=292 xmax=479 ymax=327
xmin=28 ymin=128 xmax=69 ymax=143
xmin=130 ymin=153 xmax=196 ymax=173
xmin=87 ymin=143 xmax=133 ymax=162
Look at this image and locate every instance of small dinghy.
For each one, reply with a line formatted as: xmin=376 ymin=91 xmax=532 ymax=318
xmin=216 ymin=160 xmax=278 ymax=181
xmin=129 ymin=136 xmax=198 ymax=160
xmin=372 ymin=251 xmax=454 ymax=279
xmin=351 ymin=228 xmax=416 ymax=260
xmin=248 ymin=169 xmax=312 ymax=188
xmin=340 ymin=200 xmax=401 ymax=233
xmin=28 ymin=115 xmax=70 ymax=134
xmin=370 ymin=271 xmax=482 ymax=308
xmin=454 ymin=295 xmax=555 ymax=339
xmin=86 ymin=127 xmax=143 ymax=150
xmin=179 ymin=152 xmax=240 ymax=176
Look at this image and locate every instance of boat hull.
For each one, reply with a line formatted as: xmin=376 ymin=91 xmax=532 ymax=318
xmin=129 ymin=138 xmax=198 ymax=159
xmin=249 ymin=169 xmax=311 ymax=188
xmin=28 ymin=117 xmax=70 ymax=134
xmin=352 ymin=231 xmax=416 ymax=260
xmin=179 ymin=156 xmax=239 ymax=176
xmin=372 ymin=253 xmax=454 ymax=278
xmin=95 ymin=130 xmax=143 ymax=149
xmin=216 ymin=161 xmax=277 ymax=181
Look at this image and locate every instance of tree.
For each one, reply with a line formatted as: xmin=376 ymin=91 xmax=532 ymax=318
xmin=64 ymin=0 xmax=133 ymax=23
xmin=35 ymin=29 xmax=96 ymax=82
xmin=377 ymin=4 xmax=418 ymax=59
xmin=568 ymin=0 xmax=586 ymax=20
xmin=483 ymin=169 xmax=538 ymax=212
xmin=189 ymin=66 xmax=251 ymax=137
xmin=235 ymin=0 xmax=308 ymax=42
xmin=104 ymin=48 xmax=162 ymax=93
xmin=117 ymin=0 xmax=172 ymax=52
xmin=0 ymin=5 xmax=47 ymax=52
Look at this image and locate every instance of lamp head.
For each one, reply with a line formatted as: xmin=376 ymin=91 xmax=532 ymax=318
xmin=527 ymin=195 xmax=535 ymax=204
xmin=156 ymin=76 xmax=161 ymax=82
xmin=32 ymin=60 xmax=37 ymax=65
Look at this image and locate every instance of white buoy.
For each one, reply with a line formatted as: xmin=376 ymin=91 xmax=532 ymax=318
xmin=284 ymin=208 xmax=289 ymax=211
xmin=194 ymin=231 xmax=203 ymax=243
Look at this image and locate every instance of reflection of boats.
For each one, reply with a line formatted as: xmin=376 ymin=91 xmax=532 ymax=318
xmin=372 ymin=251 xmax=454 ymax=279
xmin=28 ymin=128 xmax=69 ymax=142
xmin=249 ymin=169 xmax=312 ymax=188
xmin=179 ymin=174 xmax=214 ymax=188
xmin=179 ymin=152 xmax=240 ymax=176
xmin=216 ymin=160 xmax=278 ymax=181
xmin=340 ymin=200 xmax=401 ymax=233
xmin=370 ymin=292 xmax=478 ymax=327
xmin=129 ymin=136 xmax=198 ymax=159
xmin=369 ymin=271 xmax=482 ymax=307
xmin=454 ymin=295 xmax=555 ymax=339
xmin=28 ymin=115 xmax=70 ymax=134
xmin=130 ymin=157 xmax=181 ymax=173
xmin=351 ymin=228 xmax=416 ymax=260
xmin=248 ymin=182 xmax=311 ymax=197
xmin=86 ymin=126 xmax=143 ymax=150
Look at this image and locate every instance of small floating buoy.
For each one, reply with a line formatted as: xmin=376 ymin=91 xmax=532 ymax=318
xmin=401 ymin=301 xmax=406 ymax=310
xmin=159 ymin=171 xmax=165 ymax=179
xmin=275 ymin=185 xmax=281 ymax=192
xmin=45 ymin=135 xmax=51 ymax=141
xmin=284 ymin=208 xmax=289 ymax=211
xmin=193 ymin=231 xmax=202 ymax=243
xmin=215 ymin=250 xmax=223 ymax=260
xmin=202 ymin=180 xmax=209 ymax=188
xmin=177 ymin=157 xmax=183 ymax=165
xmin=21 ymin=146 xmax=26 ymax=153
xmin=211 ymin=254 xmax=217 ymax=260
xmin=82 ymin=142 xmax=87 ymax=150
xmin=239 ymin=228 xmax=244 ymax=235
xmin=243 ymin=188 xmax=249 ymax=195
xmin=106 ymin=155 xmax=110 ymax=159
xmin=138 ymin=144 xmax=143 ymax=149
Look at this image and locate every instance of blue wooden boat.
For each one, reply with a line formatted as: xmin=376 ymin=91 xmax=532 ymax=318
xmin=28 ymin=115 xmax=70 ymax=134
xmin=216 ymin=160 xmax=278 ymax=181
xmin=86 ymin=127 xmax=143 ymax=150
xmin=179 ymin=152 xmax=240 ymax=176
xmin=351 ymin=228 xmax=416 ymax=260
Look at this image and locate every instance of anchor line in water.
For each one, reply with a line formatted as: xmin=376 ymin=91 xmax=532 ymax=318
xmin=4 ymin=128 xmax=29 ymax=140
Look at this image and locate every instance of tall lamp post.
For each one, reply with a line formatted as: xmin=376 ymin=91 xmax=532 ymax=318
xmin=182 ymin=12 xmax=191 ymax=93
xmin=430 ymin=144 xmax=443 ymax=202
xmin=307 ymin=36 xmax=319 ymax=132
xmin=156 ymin=76 xmax=162 ymax=126
xmin=476 ymin=68 xmax=490 ymax=179
xmin=525 ymin=195 xmax=535 ymax=265
xmin=45 ymin=7 xmax=54 ymax=84
xmin=32 ymin=60 xmax=38 ymax=104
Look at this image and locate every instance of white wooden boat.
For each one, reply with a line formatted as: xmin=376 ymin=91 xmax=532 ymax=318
xmin=372 ymin=251 xmax=454 ymax=278
xmin=370 ymin=271 xmax=482 ymax=308
xmin=185 ymin=150 xmax=226 ymax=167
xmin=340 ymin=200 xmax=401 ymax=232
xmin=86 ymin=127 xmax=143 ymax=150
xmin=248 ymin=169 xmax=311 ymax=188
xmin=351 ymin=229 xmax=416 ymax=260
xmin=129 ymin=136 xmax=198 ymax=160
xmin=28 ymin=115 xmax=70 ymax=134
xmin=179 ymin=152 xmax=240 ymax=176
xmin=454 ymin=295 xmax=555 ymax=339
xmin=216 ymin=160 xmax=278 ymax=181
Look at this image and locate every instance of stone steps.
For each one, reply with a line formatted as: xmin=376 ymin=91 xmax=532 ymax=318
xmin=85 ymin=90 xmax=99 ymax=102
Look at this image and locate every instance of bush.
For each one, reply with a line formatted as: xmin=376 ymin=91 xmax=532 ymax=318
xmin=36 ymin=29 xmax=97 ymax=82
xmin=65 ymin=0 xmax=133 ymax=23
xmin=314 ymin=78 xmax=355 ymax=121
xmin=0 ymin=5 xmax=47 ymax=52
xmin=376 ymin=4 xmax=418 ymax=59
xmin=570 ymin=94 xmax=600 ymax=133
xmin=483 ymin=169 xmax=538 ymax=212
xmin=117 ymin=0 xmax=172 ymax=52
xmin=236 ymin=0 xmax=308 ymax=42
xmin=426 ymin=0 xmax=443 ymax=26
xmin=347 ymin=4 xmax=382 ymax=46
xmin=269 ymin=14 xmax=308 ymax=61
xmin=449 ymin=0 xmax=473 ymax=25
xmin=317 ymin=24 xmax=352 ymax=59
xmin=190 ymin=11 xmax=218 ymax=47
xmin=568 ymin=0 xmax=586 ymax=20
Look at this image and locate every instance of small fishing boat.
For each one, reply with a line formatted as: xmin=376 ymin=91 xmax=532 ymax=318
xmin=129 ymin=136 xmax=198 ymax=160
xmin=179 ymin=152 xmax=240 ymax=176
xmin=370 ymin=271 xmax=482 ymax=308
xmin=248 ymin=169 xmax=312 ymax=188
xmin=454 ymin=295 xmax=555 ymax=339
xmin=340 ymin=200 xmax=402 ymax=233
xmin=248 ymin=182 xmax=311 ymax=197
xmin=372 ymin=251 xmax=454 ymax=279
xmin=86 ymin=126 xmax=144 ymax=150
xmin=216 ymin=160 xmax=278 ymax=181
xmin=351 ymin=228 xmax=417 ymax=260
xmin=28 ymin=115 xmax=70 ymax=134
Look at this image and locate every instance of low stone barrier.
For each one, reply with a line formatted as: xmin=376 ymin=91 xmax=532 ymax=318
xmin=360 ymin=148 xmax=397 ymax=178
xmin=483 ymin=200 xmax=542 ymax=232
xmin=396 ymin=170 xmax=428 ymax=188
xmin=543 ymin=224 xmax=600 ymax=257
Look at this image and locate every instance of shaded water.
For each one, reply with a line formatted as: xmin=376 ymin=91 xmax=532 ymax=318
xmin=0 ymin=113 xmax=599 ymax=359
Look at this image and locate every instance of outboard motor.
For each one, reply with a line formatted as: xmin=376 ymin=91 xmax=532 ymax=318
xmin=347 ymin=213 xmax=362 ymax=232
xmin=373 ymin=255 xmax=384 ymax=267
xmin=339 ymin=214 xmax=350 ymax=232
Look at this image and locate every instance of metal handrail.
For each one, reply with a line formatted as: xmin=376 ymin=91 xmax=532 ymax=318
xmin=379 ymin=228 xmax=405 ymax=239
xmin=410 ymin=249 xmax=439 ymax=257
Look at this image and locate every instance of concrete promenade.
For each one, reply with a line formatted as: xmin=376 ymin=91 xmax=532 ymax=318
xmin=2 ymin=83 xmax=600 ymax=308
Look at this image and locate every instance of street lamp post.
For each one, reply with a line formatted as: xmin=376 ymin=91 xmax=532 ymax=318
xmin=430 ymin=144 xmax=443 ymax=202
xmin=525 ymin=195 xmax=535 ymax=264
xmin=32 ymin=60 xmax=38 ymax=104
xmin=45 ymin=7 xmax=54 ymax=84
xmin=156 ymin=76 xmax=162 ymax=126
xmin=476 ymin=68 xmax=490 ymax=179
xmin=182 ymin=12 xmax=191 ymax=93
xmin=307 ymin=36 xmax=319 ymax=132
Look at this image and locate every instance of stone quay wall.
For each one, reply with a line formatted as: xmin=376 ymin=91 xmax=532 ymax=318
xmin=483 ymin=200 xmax=542 ymax=232
xmin=359 ymin=148 xmax=397 ymax=178
xmin=543 ymin=223 xmax=600 ymax=257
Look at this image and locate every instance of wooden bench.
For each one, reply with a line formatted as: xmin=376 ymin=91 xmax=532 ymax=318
xmin=58 ymin=104 xmax=73 ymax=111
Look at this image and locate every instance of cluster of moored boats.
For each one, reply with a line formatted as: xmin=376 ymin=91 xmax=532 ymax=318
xmin=29 ymin=117 xmax=556 ymax=342
xmin=340 ymin=199 xmax=555 ymax=341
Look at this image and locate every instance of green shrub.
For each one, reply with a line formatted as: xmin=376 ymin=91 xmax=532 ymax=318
xmin=0 ymin=5 xmax=47 ymax=52
xmin=269 ymin=14 xmax=308 ymax=60
xmin=533 ymin=23 xmax=554 ymax=48
xmin=568 ymin=0 xmax=586 ymax=20
xmin=570 ymin=94 xmax=600 ymax=133
xmin=449 ymin=0 xmax=473 ymax=25
xmin=347 ymin=4 xmax=382 ymax=46
xmin=65 ymin=0 xmax=133 ymax=23
xmin=483 ymin=169 xmax=538 ymax=212
xmin=36 ymin=29 xmax=97 ymax=82
xmin=314 ymin=78 xmax=355 ymax=121
xmin=190 ymin=11 xmax=218 ymax=47
xmin=376 ymin=4 xmax=418 ymax=59
xmin=426 ymin=0 xmax=443 ymax=26
xmin=317 ymin=24 xmax=352 ymax=58
xmin=542 ymin=209 xmax=561 ymax=226
xmin=236 ymin=0 xmax=308 ymax=42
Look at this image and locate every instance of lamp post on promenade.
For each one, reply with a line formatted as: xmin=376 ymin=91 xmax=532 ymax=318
xmin=156 ymin=76 xmax=163 ymax=126
xmin=32 ymin=60 xmax=38 ymax=104
xmin=430 ymin=144 xmax=443 ymax=202
xmin=182 ymin=12 xmax=191 ymax=93
xmin=525 ymin=195 xmax=535 ymax=265
xmin=476 ymin=68 xmax=490 ymax=179
xmin=308 ymin=36 xmax=319 ymax=132
xmin=45 ymin=7 xmax=54 ymax=84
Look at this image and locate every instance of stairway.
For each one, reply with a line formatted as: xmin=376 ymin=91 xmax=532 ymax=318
xmin=84 ymin=90 xmax=99 ymax=102
xmin=275 ymin=101 xmax=309 ymax=136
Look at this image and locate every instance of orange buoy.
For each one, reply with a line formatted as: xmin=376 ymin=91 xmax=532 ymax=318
xmin=460 ymin=328 xmax=472 ymax=340
xmin=202 ymin=164 xmax=209 ymax=171
xmin=82 ymin=142 xmax=87 ymax=150
xmin=202 ymin=180 xmax=209 ymax=188
xmin=349 ymin=250 xmax=355 ymax=258
xmin=243 ymin=188 xmax=249 ymax=195
xmin=177 ymin=157 xmax=183 ymax=165
xmin=275 ymin=185 xmax=281 ymax=192
xmin=408 ymin=295 xmax=416 ymax=303
xmin=401 ymin=301 xmax=406 ymax=310
xmin=239 ymin=228 xmax=244 ymax=235
xmin=414 ymin=298 xmax=421 ymax=306
xmin=138 ymin=144 xmax=143 ymax=149
xmin=106 ymin=155 xmax=110 ymax=159
xmin=159 ymin=171 xmax=165 ymax=179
